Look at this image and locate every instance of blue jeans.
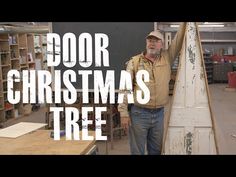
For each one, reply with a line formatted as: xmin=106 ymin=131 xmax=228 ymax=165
xmin=128 ymin=105 xmax=164 ymax=155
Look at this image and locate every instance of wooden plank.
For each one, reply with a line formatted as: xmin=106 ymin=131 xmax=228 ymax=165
xmin=0 ymin=130 xmax=95 ymax=155
xmin=163 ymin=23 xmax=218 ymax=154
xmin=0 ymin=122 xmax=46 ymax=138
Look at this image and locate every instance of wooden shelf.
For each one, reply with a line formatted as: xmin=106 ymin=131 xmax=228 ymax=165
xmin=11 ymin=58 xmax=20 ymax=61
xmin=0 ymin=39 xmax=9 ymax=42
xmin=0 ymin=64 xmax=11 ymax=67
xmin=20 ymin=66 xmax=28 ymax=69
xmin=0 ymin=32 xmax=47 ymax=123
xmin=0 ymin=52 xmax=10 ymax=54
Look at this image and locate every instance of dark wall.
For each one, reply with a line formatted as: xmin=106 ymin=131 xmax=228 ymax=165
xmin=52 ymin=22 xmax=154 ymax=89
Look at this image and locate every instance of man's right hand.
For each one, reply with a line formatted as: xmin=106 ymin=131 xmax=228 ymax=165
xmin=121 ymin=117 xmax=131 ymax=135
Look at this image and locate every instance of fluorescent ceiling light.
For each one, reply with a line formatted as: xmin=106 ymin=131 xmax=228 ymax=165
xmin=199 ymin=24 xmax=224 ymax=27
xmin=170 ymin=24 xmax=180 ymax=28
xmin=203 ymin=22 xmax=224 ymax=25
xmin=170 ymin=23 xmax=225 ymax=28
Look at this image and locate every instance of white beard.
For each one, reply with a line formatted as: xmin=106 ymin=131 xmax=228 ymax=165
xmin=147 ymin=49 xmax=161 ymax=57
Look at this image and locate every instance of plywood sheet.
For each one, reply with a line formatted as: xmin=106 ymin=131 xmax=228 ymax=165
xmin=0 ymin=130 xmax=95 ymax=155
xmin=0 ymin=122 xmax=46 ymax=138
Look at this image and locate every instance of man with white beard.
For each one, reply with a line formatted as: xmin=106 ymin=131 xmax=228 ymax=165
xmin=118 ymin=23 xmax=186 ymax=155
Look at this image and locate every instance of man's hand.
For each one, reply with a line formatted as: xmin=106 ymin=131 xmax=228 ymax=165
xmin=121 ymin=117 xmax=131 ymax=135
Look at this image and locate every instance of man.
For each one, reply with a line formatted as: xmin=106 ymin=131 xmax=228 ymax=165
xmin=118 ymin=23 xmax=186 ymax=155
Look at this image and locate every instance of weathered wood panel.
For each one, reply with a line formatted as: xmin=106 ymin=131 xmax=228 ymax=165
xmin=163 ymin=23 xmax=218 ymax=154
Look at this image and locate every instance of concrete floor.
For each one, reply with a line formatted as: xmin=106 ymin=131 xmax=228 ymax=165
xmin=2 ymin=84 xmax=236 ymax=154
xmin=208 ymin=84 xmax=236 ymax=154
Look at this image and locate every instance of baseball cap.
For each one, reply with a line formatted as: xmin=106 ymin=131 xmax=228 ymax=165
xmin=146 ymin=30 xmax=164 ymax=41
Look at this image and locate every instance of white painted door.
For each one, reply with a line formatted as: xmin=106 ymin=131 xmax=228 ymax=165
xmin=163 ymin=22 xmax=218 ymax=154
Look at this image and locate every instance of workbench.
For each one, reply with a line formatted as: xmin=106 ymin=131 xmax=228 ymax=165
xmin=0 ymin=130 xmax=97 ymax=155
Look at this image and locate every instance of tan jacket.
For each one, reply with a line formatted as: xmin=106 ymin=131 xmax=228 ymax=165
xmin=118 ymin=23 xmax=186 ymax=117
